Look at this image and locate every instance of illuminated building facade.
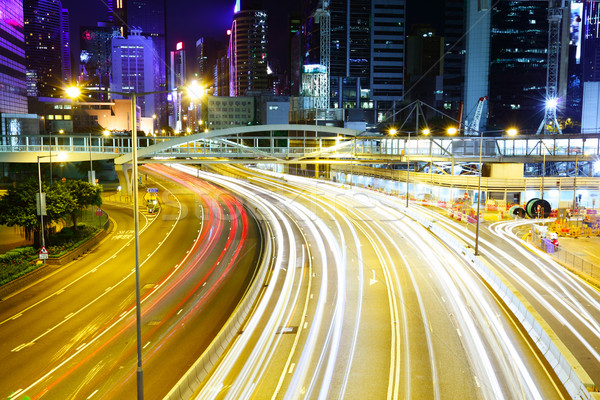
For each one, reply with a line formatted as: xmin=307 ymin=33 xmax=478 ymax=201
xmin=229 ymin=4 xmax=269 ymax=96
xmin=0 ymin=0 xmax=28 ymax=114
xmin=302 ymin=0 xmax=405 ymax=122
xmin=487 ymin=1 xmax=548 ymax=131
xmin=78 ymin=23 xmax=117 ymax=101
xmin=108 ymin=0 xmax=167 ymax=124
xmin=169 ymin=42 xmax=185 ymax=131
xmin=23 ymin=0 xmax=69 ymax=98
xmin=111 ymin=29 xmax=158 ymax=118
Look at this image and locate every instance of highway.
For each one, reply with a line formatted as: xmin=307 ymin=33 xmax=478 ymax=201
xmin=409 ymin=206 xmax=600 ymax=391
xmin=168 ymin=164 xmax=570 ymax=400
xmin=0 ymin=165 xmax=261 ymax=399
xmin=0 ymin=162 xmax=592 ymax=400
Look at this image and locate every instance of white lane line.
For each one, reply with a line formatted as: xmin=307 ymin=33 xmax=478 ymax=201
xmin=288 ymin=363 xmax=296 ymax=374
xmin=87 ymin=389 xmax=99 ymax=398
xmin=143 ymin=341 xmax=151 ymax=349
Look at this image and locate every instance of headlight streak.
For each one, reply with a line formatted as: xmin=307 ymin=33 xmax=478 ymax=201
xmin=377 ymin=198 xmax=594 ymax=397
xmin=416 ymin=209 xmax=600 ymax=366
xmin=15 ymin=177 xmax=188 ymax=398
xmin=164 ymin=165 xmax=570 ymax=400
xmin=247 ymin=176 xmax=348 ymax=400
xmin=243 ymin=174 xmax=366 ymax=400
xmin=351 ymin=191 xmax=515 ymax=399
xmin=173 ymin=165 xmax=355 ymax=400
xmin=171 ymin=167 xmax=300 ymax=400
xmin=321 ymin=183 xmax=547 ymax=399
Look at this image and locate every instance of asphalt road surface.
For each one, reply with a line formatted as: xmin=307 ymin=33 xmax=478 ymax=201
xmin=0 ymin=165 xmax=261 ymax=400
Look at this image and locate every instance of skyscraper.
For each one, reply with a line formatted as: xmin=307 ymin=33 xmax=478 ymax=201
xmin=23 ymin=0 xmax=68 ymax=98
xmin=229 ymin=4 xmax=269 ymax=96
xmin=301 ymin=0 xmax=406 ymax=122
xmin=78 ymin=23 xmax=118 ymax=101
xmin=487 ymin=1 xmax=548 ymax=131
xmin=108 ymin=0 xmax=167 ymax=123
xmin=60 ymin=8 xmax=71 ymax=84
xmin=0 ymin=0 xmax=28 ymax=114
xmin=111 ymin=29 xmax=158 ymax=118
xmin=169 ymin=42 xmax=185 ymax=131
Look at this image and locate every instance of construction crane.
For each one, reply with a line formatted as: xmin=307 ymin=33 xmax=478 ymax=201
xmin=314 ymin=0 xmax=330 ymax=109
xmin=537 ymin=0 xmax=567 ymax=134
xmin=465 ymin=96 xmax=488 ymax=135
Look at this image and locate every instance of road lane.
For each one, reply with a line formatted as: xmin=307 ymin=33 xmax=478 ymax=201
xmin=171 ymin=164 xmax=567 ymax=400
xmin=0 ymin=166 xmax=262 ymax=400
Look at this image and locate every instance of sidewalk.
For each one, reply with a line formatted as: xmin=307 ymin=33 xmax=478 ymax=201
xmin=0 ymin=226 xmax=32 ymax=254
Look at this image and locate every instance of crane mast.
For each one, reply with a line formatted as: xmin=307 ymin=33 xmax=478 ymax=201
xmin=538 ymin=0 xmax=566 ymax=134
xmin=314 ymin=0 xmax=330 ymax=109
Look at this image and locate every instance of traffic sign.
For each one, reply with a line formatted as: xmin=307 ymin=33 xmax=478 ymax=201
xmin=147 ymin=188 xmax=159 ymax=193
xmin=39 ymin=246 xmax=49 ymax=260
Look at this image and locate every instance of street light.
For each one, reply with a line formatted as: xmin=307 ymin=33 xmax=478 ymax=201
xmin=506 ymin=128 xmax=518 ymax=136
xmin=66 ymin=84 xmax=196 ymax=400
xmin=447 ymin=127 xmax=458 ymax=135
xmin=474 ymin=127 xmax=485 ymax=256
xmin=37 ymin=152 xmax=67 ymax=255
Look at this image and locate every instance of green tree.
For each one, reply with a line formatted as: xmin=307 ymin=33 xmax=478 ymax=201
xmin=0 ymin=179 xmax=75 ymax=247
xmin=63 ymin=180 xmax=103 ymax=231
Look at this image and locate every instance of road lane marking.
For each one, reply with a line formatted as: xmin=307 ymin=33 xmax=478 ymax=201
xmin=11 ymin=313 xmax=22 ymax=320
xmin=143 ymin=341 xmax=151 ymax=349
xmin=11 ymin=342 xmax=34 ymax=352
xmin=288 ymin=363 xmax=296 ymax=374
xmin=87 ymin=389 xmax=99 ymax=398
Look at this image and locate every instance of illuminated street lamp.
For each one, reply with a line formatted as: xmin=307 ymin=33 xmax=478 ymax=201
xmin=506 ymin=128 xmax=518 ymax=136
xmin=389 ymin=128 xmax=398 ymax=136
xmin=422 ymin=128 xmax=430 ymax=135
xmin=65 ymin=83 xmax=197 ymax=400
xmin=447 ymin=127 xmax=458 ymax=135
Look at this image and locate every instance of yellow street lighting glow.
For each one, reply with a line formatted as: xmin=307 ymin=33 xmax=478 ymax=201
xmin=56 ymin=151 xmax=67 ymax=162
xmin=447 ymin=127 xmax=458 ymax=135
xmin=103 ymin=130 xmax=111 ymax=136
xmin=389 ymin=128 xmax=398 ymax=136
xmin=58 ymin=129 xmax=65 ymax=134
xmin=187 ymin=80 xmax=204 ymax=100
xmin=65 ymin=86 xmax=81 ymax=98
xmin=422 ymin=128 xmax=430 ymax=135
xmin=506 ymin=128 xmax=518 ymax=136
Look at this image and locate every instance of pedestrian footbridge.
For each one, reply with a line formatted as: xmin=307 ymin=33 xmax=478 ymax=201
xmin=0 ymin=124 xmax=598 ymax=165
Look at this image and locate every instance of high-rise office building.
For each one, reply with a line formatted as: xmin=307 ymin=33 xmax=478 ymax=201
xmin=111 ymin=29 xmax=158 ymax=118
xmin=169 ymin=42 xmax=185 ymax=130
xmin=301 ymin=0 xmax=406 ymax=122
xmin=23 ymin=0 xmax=68 ymax=98
xmin=108 ymin=0 xmax=167 ymax=123
xmin=78 ymin=23 xmax=118 ymax=101
xmin=0 ymin=0 xmax=28 ymax=114
xmin=60 ymin=8 xmax=71 ymax=84
xmin=441 ymin=0 xmax=466 ymax=115
xmin=229 ymin=4 xmax=269 ymax=96
xmin=487 ymin=1 xmax=548 ymax=131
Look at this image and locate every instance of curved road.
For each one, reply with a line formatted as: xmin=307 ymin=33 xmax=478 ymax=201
xmin=0 ymin=165 xmax=261 ymax=400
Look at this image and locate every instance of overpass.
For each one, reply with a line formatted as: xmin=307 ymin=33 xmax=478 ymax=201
xmin=1 ymin=124 xmax=598 ymax=164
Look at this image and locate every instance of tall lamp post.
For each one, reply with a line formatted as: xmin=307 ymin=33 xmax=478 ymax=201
xmin=474 ymin=128 xmax=485 ymax=256
xmin=37 ymin=152 xmax=67 ymax=255
xmin=66 ymin=84 xmax=200 ymax=400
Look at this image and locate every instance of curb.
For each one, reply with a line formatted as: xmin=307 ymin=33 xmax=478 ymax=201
xmin=0 ymin=217 xmax=115 ymax=301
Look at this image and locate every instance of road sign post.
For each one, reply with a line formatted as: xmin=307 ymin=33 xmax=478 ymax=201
xmin=39 ymin=246 xmax=49 ymax=260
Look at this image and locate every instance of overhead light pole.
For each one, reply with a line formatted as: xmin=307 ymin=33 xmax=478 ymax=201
xmin=474 ymin=127 xmax=484 ymax=256
xmin=65 ymin=84 xmax=200 ymax=400
xmin=37 ymin=152 xmax=67 ymax=255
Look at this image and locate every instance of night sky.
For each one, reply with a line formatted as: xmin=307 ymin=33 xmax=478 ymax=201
xmin=61 ymin=0 xmax=439 ymax=75
xmin=61 ymin=0 xmax=299 ymax=73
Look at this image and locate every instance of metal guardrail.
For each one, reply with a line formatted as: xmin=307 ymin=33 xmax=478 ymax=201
xmin=1 ymin=131 xmax=599 ymax=163
xmin=532 ymin=231 xmax=599 ymax=280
